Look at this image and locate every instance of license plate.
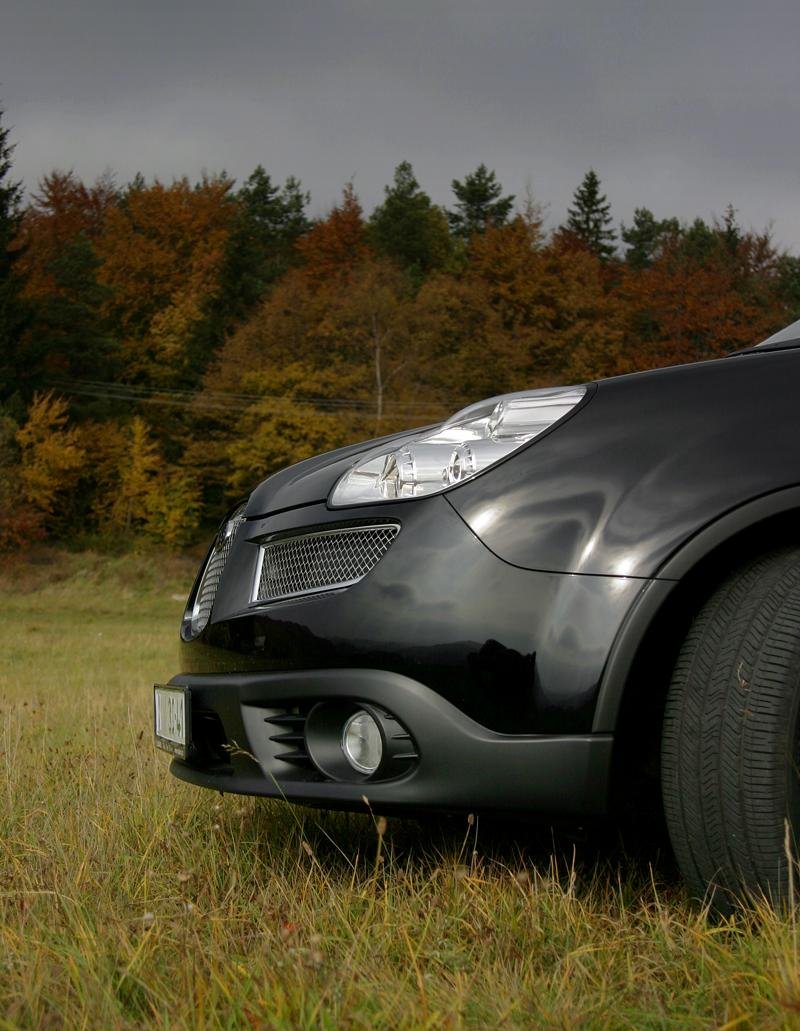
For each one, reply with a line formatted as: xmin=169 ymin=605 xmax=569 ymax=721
xmin=154 ymin=685 xmax=191 ymax=758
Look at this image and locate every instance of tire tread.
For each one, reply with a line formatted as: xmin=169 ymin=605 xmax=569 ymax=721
xmin=662 ymin=547 xmax=800 ymax=907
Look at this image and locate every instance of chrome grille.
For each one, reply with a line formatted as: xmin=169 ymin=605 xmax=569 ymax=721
xmin=190 ymin=507 xmax=246 ymax=633
xmin=254 ymin=523 xmax=400 ymax=603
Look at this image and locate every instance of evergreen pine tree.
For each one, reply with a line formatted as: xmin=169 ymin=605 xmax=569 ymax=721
xmin=448 ymin=164 xmax=514 ymax=240
xmin=621 ymin=207 xmax=680 ymax=269
xmin=27 ymin=234 xmax=118 ymax=398
xmin=190 ymin=166 xmax=311 ymax=376
xmin=564 ymin=169 xmax=617 ymax=260
xmin=721 ymin=203 xmax=742 ymax=255
xmin=0 ymin=108 xmax=28 ymax=405
xmin=369 ymin=160 xmax=450 ymax=280
xmin=217 ymin=166 xmax=310 ymax=322
xmin=777 ymin=254 xmax=800 ymax=323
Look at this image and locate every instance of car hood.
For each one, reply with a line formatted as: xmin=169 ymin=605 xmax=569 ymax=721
xmin=737 ymin=317 xmax=800 ymax=354
xmin=244 ymin=425 xmax=432 ymax=518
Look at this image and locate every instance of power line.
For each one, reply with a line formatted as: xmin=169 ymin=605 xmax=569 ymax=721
xmin=44 ymin=377 xmax=450 ymax=416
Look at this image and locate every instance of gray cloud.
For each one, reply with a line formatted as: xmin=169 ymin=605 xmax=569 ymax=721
xmin=3 ymin=0 xmax=800 ymax=247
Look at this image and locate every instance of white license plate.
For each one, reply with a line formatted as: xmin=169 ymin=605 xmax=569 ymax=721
xmin=154 ymin=685 xmax=191 ymax=758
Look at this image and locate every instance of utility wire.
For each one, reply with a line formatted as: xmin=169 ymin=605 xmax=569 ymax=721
xmin=44 ymin=377 xmax=449 ymax=415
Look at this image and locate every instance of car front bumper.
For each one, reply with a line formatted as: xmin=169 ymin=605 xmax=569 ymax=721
xmin=166 ymin=495 xmax=650 ymax=816
xmin=165 ymin=667 xmax=613 ymax=816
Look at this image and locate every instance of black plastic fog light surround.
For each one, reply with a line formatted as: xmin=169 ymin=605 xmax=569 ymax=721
xmin=303 ymin=702 xmax=419 ymax=782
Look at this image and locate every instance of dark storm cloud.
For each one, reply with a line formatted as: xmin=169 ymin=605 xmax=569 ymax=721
xmin=3 ymin=0 xmax=800 ymax=246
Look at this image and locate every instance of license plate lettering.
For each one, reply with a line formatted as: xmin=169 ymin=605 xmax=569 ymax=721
xmin=154 ymin=686 xmax=191 ymax=758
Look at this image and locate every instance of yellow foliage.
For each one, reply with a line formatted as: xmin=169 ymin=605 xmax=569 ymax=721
xmin=143 ymin=470 xmax=202 ymax=549
xmin=0 ymin=414 xmax=46 ymax=549
xmin=89 ymin=417 xmax=201 ymax=545
xmin=409 ymin=274 xmax=521 ymax=401
xmin=16 ymin=393 xmax=86 ymax=518
xmin=106 ymin=417 xmax=162 ymax=534
xmin=226 ymin=399 xmax=366 ymax=496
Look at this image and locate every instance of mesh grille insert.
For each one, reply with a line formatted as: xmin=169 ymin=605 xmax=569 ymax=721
xmin=254 ymin=523 xmax=400 ymax=603
xmin=190 ymin=507 xmax=245 ymax=633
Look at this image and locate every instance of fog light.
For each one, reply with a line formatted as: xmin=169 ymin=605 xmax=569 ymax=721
xmin=341 ymin=710 xmax=382 ymax=775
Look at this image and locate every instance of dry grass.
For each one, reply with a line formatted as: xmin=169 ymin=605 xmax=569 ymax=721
xmin=2 ymin=550 xmax=800 ymax=1028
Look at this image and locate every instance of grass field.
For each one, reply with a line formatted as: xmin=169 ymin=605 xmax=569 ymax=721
xmin=2 ymin=550 xmax=800 ymax=1028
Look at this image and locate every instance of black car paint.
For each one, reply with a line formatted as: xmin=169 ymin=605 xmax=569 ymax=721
xmin=181 ymin=495 xmax=644 ymax=735
xmin=449 ymin=350 xmax=800 ymax=578
xmin=166 ymin=345 xmax=800 ymax=815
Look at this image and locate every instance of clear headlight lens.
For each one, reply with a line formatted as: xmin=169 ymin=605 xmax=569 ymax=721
xmin=330 ymin=385 xmax=586 ymax=506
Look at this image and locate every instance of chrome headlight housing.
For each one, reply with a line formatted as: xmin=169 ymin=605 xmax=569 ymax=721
xmin=330 ymin=385 xmax=587 ymax=507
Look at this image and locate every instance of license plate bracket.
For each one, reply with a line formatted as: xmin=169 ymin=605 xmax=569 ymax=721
xmin=154 ymin=684 xmax=192 ymax=759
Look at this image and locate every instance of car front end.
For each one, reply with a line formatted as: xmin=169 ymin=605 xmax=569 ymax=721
xmin=155 ymin=341 xmax=800 ymax=821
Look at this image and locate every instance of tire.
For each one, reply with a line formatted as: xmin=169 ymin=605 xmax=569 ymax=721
xmin=662 ymin=546 xmax=800 ymax=911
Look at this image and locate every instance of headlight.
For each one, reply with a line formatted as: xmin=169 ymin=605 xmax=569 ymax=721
xmin=330 ymin=385 xmax=587 ymax=506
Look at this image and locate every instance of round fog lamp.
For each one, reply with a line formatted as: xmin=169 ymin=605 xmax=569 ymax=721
xmin=342 ymin=710 xmax=382 ymax=775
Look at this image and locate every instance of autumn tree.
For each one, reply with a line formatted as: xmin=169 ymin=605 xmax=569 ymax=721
xmin=18 ymin=171 xmax=117 ymax=299
xmin=465 ymin=212 xmax=546 ymax=331
xmin=16 ymin=392 xmax=86 ymax=526
xmin=12 ymin=171 xmax=119 ymax=405
xmin=208 ymin=252 xmax=415 ymax=436
xmin=448 ymin=164 xmax=515 ymax=240
xmin=563 ymin=169 xmax=616 ymax=261
xmin=294 ymin=182 xmax=370 ymax=283
xmin=466 ymin=213 xmax=623 ymax=382
xmin=369 ymin=161 xmax=451 ymax=281
xmin=618 ymin=217 xmax=786 ymax=369
xmin=93 ymin=415 xmax=200 ymax=545
xmin=408 ymin=273 xmax=515 ymax=403
xmin=96 ymin=175 xmax=236 ymax=388
xmin=0 ymin=411 xmax=43 ymax=549
xmin=0 ymin=109 xmax=28 ymax=408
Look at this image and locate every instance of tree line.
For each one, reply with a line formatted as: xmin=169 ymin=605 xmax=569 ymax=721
xmin=1 ymin=110 xmax=798 ymax=551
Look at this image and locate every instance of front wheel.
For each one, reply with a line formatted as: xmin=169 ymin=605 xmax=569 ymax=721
xmin=662 ymin=547 xmax=800 ymax=911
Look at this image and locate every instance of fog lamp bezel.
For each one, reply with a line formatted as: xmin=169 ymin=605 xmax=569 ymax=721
xmin=303 ymin=701 xmax=417 ymax=783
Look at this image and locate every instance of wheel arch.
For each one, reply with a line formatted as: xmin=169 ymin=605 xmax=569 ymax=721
xmin=594 ymin=484 xmax=800 ymax=734
xmin=593 ymin=485 xmax=800 ymax=819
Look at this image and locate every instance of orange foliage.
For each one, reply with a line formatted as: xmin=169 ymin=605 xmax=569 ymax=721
xmin=618 ymin=232 xmax=785 ymax=371
xmin=466 ymin=218 xmax=624 ymax=383
xmin=8 ymin=163 xmax=800 ymax=549
xmin=18 ymin=170 xmax=117 ymax=301
xmin=96 ymin=176 xmax=235 ymax=383
xmin=294 ymin=184 xmax=370 ymax=284
xmin=200 ymin=254 xmax=416 ymax=425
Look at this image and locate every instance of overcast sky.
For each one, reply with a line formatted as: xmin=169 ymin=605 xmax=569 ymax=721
xmin=3 ymin=0 xmax=800 ymax=249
